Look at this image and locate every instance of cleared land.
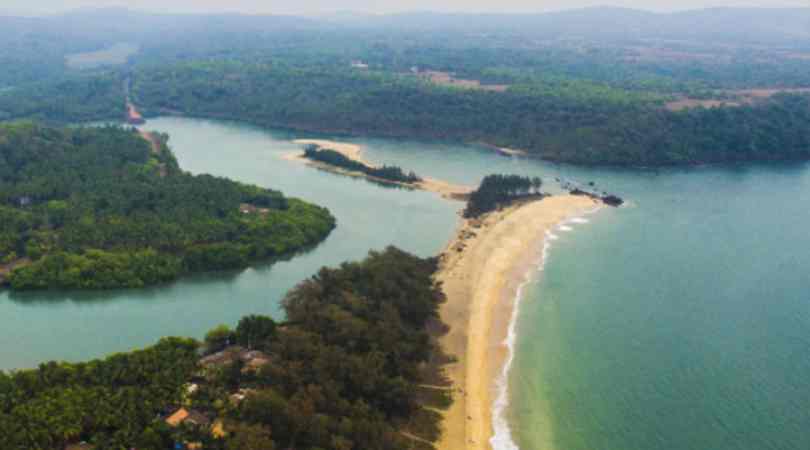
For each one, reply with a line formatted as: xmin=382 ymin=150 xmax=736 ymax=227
xmin=66 ymin=43 xmax=140 ymax=69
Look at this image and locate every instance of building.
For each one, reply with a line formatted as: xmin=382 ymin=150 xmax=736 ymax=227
xmin=199 ymin=347 xmax=243 ymax=369
xmin=165 ymin=408 xmax=211 ymax=428
xmin=240 ymin=350 xmax=271 ymax=373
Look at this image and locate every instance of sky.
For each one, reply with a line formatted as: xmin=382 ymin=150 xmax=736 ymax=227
xmin=1 ymin=0 xmax=807 ymax=15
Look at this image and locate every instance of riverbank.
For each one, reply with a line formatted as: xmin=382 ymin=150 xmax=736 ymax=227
xmin=435 ymin=195 xmax=601 ymax=450
xmin=285 ymin=139 xmax=473 ymax=200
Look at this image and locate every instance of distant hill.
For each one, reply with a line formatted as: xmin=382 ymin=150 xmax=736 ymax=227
xmin=356 ymin=7 xmax=810 ymax=45
xmin=0 ymin=8 xmax=321 ymax=51
xmin=3 ymin=7 xmax=808 ymax=53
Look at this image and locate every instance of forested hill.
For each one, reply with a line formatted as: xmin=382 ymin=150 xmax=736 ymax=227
xmin=0 ymin=123 xmax=335 ymax=290
xmin=6 ymin=7 xmax=810 ymax=166
xmin=133 ymin=63 xmax=810 ymax=166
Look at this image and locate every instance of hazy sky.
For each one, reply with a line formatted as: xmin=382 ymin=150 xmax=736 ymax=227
xmin=1 ymin=0 xmax=807 ymax=15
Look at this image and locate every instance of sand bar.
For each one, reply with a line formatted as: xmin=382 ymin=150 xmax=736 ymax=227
xmin=294 ymin=139 xmax=367 ymax=164
xmin=435 ymin=195 xmax=601 ymax=450
xmin=286 ymin=139 xmax=473 ymax=200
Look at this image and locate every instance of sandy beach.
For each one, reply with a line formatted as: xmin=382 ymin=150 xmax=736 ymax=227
xmin=293 ymin=139 xmax=367 ymax=164
xmin=287 ymin=139 xmax=473 ymax=200
xmin=435 ymin=195 xmax=601 ymax=450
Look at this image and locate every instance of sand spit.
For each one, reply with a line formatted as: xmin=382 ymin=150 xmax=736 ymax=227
xmin=435 ymin=195 xmax=601 ymax=450
xmin=286 ymin=139 xmax=473 ymax=200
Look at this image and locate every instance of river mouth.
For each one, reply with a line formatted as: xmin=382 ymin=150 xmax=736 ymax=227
xmin=4 ymin=116 xmax=810 ymax=450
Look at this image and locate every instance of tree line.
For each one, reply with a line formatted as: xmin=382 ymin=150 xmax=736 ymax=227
xmin=303 ymin=144 xmax=422 ymax=184
xmin=130 ymin=60 xmax=810 ymax=166
xmin=464 ymin=174 xmax=543 ymax=218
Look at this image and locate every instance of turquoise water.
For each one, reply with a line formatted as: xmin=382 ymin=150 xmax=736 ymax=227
xmin=1 ymin=117 xmax=808 ymax=450
xmin=510 ymin=165 xmax=810 ymax=450
xmin=334 ymin=135 xmax=810 ymax=449
xmin=299 ymin=137 xmax=810 ymax=449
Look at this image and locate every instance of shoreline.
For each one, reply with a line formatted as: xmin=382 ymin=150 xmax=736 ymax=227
xmin=285 ymin=139 xmax=473 ymax=200
xmin=435 ymin=195 xmax=601 ymax=450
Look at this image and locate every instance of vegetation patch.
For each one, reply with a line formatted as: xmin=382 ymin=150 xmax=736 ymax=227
xmin=464 ymin=174 xmax=544 ymax=218
xmin=66 ymin=43 xmax=140 ymax=70
xmin=0 ymin=337 xmax=200 ymax=449
xmin=303 ymin=144 xmax=422 ymax=184
xmin=0 ymin=123 xmax=335 ymax=290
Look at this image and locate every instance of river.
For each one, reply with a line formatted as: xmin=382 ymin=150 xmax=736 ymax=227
xmin=2 ymin=116 xmax=809 ymax=450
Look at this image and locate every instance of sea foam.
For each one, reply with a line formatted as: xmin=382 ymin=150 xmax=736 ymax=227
xmin=490 ymin=236 xmax=551 ymax=450
xmin=491 ymin=207 xmax=601 ymax=450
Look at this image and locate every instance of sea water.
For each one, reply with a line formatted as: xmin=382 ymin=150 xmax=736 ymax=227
xmin=323 ymin=135 xmax=810 ymax=450
xmin=2 ymin=117 xmax=808 ymax=450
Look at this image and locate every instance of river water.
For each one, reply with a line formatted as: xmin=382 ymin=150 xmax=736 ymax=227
xmin=2 ymin=117 xmax=809 ymax=450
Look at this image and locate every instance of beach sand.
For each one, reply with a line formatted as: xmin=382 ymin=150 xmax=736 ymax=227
xmin=293 ymin=139 xmax=367 ymax=164
xmin=287 ymin=139 xmax=473 ymax=200
xmin=435 ymin=195 xmax=601 ymax=450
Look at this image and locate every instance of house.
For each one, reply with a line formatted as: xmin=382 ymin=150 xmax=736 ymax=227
xmin=199 ymin=346 xmax=244 ymax=369
xmin=198 ymin=346 xmax=272 ymax=379
xmin=239 ymin=349 xmax=269 ymax=363
xmin=165 ymin=408 xmax=211 ymax=428
xmin=238 ymin=349 xmax=271 ymax=373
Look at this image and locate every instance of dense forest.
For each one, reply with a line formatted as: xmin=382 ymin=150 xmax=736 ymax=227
xmin=0 ymin=247 xmax=448 ymax=449
xmin=303 ymin=144 xmax=422 ymax=184
xmin=0 ymin=337 xmax=200 ymax=449
xmin=129 ymin=61 xmax=810 ymax=166
xmin=210 ymin=247 xmax=446 ymax=450
xmin=4 ymin=9 xmax=810 ymax=165
xmin=0 ymin=123 xmax=335 ymax=290
xmin=464 ymin=174 xmax=543 ymax=218
xmin=0 ymin=72 xmax=125 ymax=124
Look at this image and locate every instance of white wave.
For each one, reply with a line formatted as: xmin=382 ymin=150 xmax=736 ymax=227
xmin=490 ymin=239 xmax=549 ymax=450
xmin=570 ymin=217 xmax=589 ymax=224
xmin=491 ymin=213 xmax=599 ymax=450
